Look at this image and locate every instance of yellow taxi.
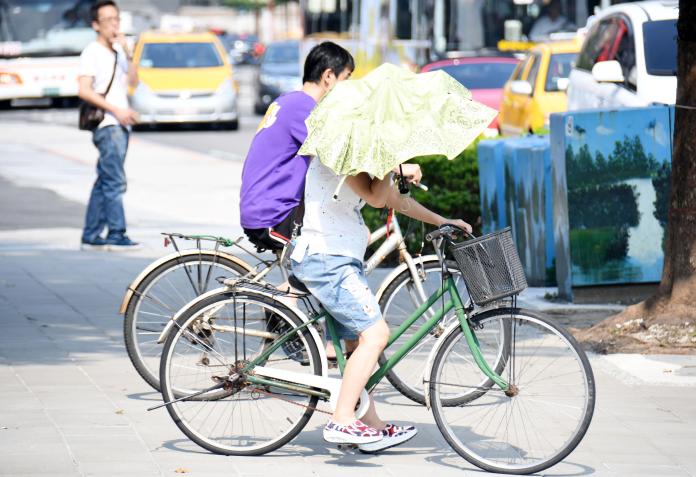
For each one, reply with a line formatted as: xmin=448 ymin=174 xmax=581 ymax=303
xmin=498 ymin=39 xmax=580 ymax=136
xmin=130 ymin=31 xmax=239 ymax=129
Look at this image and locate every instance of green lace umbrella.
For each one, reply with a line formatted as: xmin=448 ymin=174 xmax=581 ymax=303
xmin=298 ymin=63 xmax=498 ymax=179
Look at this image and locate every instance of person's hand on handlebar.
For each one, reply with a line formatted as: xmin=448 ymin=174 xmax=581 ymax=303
xmin=439 ymin=219 xmax=473 ymax=235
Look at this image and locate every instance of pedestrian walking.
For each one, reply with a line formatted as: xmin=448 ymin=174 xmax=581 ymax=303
xmin=78 ymin=0 xmax=140 ymax=251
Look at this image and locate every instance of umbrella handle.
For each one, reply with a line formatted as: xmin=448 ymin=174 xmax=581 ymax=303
xmin=332 ymin=175 xmax=348 ymax=201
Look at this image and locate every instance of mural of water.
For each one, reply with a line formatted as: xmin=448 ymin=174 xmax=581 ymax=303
xmin=625 ymin=178 xmax=664 ymax=279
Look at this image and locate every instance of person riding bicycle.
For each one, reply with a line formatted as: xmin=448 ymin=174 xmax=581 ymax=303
xmin=239 ymin=41 xmax=353 ymax=253
xmin=290 ymin=160 xmax=472 ymax=452
xmin=239 ymin=41 xmax=422 ymax=361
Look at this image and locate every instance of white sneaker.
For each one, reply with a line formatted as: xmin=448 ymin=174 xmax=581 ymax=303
xmin=323 ymin=419 xmax=383 ymax=445
xmin=358 ymin=423 xmax=418 ymax=453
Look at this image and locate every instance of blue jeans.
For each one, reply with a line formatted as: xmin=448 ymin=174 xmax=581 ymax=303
xmin=82 ymin=125 xmax=129 ymax=242
xmin=291 ymin=254 xmax=382 ymax=341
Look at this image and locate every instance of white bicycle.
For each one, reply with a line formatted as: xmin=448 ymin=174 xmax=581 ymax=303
xmin=121 ymin=213 xmax=468 ymax=404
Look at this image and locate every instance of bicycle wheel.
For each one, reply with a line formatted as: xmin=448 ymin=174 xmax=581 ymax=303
xmin=160 ymin=290 xmax=322 ymax=456
xmin=377 ymin=259 xmax=476 ymax=404
xmin=430 ymin=307 xmax=595 ymax=475
xmin=124 ymin=254 xmax=250 ymax=391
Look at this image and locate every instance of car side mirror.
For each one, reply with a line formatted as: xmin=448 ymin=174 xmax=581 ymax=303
xmin=591 ymin=60 xmax=625 ymax=83
xmin=556 ymin=77 xmax=569 ymax=91
xmin=510 ymin=80 xmax=533 ymax=96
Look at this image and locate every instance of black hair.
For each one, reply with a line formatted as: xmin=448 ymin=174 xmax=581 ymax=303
xmin=91 ymin=0 xmax=118 ymax=22
xmin=302 ymin=41 xmax=355 ymax=84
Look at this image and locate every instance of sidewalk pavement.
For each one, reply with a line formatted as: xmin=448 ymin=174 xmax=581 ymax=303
xmin=1 ymin=122 xmax=696 ymax=476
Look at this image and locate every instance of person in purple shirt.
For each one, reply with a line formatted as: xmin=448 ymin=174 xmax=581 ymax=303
xmin=240 ymin=42 xmax=355 ymax=251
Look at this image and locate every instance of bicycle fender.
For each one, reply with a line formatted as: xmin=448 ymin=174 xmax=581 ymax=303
xmin=118 ymin=249 xmax=255 ymax=314
xmin=423 ymin=320 xmax=463 ymax=410
xmin=373 ymin=254 xmax=441 ymax=303
xmin=157 ymin=285 xmax=329 ymax=376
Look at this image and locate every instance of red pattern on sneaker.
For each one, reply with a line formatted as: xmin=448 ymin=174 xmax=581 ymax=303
xmin=383 ymin=423 xmax=416 ymax=437
xmin=325 ymin=419 xmax=381 ymax=438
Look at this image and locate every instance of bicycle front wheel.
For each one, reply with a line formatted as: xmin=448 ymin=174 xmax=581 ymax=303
xmin=124 ymin=253 xmax=250 ymax=391
xmin=378 ymin=259 xmax=472 ymax=405
xmin=430 ymin=308 xmax=595 ymax=475
xmin=160 ymin=290 xmax=322 ymax=456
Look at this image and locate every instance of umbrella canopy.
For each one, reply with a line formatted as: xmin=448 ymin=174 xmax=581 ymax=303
xmin=298 ymin=63 xmax=498 ymax=179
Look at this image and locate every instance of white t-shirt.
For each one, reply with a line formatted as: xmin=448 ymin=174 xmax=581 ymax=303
xmin=291 ymin=160 xmax=369 ymax=262
xmin=79 ymin=41 xmax=130 ymax=129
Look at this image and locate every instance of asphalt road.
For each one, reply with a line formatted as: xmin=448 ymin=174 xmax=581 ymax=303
xmin=0 ymin=65 xmax=262 ymax=161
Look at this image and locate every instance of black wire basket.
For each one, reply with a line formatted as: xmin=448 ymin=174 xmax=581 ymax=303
xmin=449 ymin=227 xmax=528 ymax=306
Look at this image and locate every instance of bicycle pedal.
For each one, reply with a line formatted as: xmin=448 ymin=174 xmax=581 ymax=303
xmin=337 ymin=443 xmax=359 ymax=453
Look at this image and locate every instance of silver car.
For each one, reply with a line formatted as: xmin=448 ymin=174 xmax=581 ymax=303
xmin=130 ymin=33 xmax=239 ymax=129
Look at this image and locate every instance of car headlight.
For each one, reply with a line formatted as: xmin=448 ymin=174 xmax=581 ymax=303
xmin=134 ymin=82 xmax=156 ymax=98
xmin=216 ymin=79 xmax=235 ymax=96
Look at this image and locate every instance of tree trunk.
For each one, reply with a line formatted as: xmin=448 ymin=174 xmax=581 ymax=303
xmin=576 ymin=0 xmax=696 ymax=353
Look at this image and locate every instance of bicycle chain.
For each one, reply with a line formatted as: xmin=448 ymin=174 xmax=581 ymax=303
xmin=246 ymin=385 xmax=333 ymax=415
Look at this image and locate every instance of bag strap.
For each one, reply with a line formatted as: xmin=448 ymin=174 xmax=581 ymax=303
xmin=103 ymin=50 xmax=118 ymax=96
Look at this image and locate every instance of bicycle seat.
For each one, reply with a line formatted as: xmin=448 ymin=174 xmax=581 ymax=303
xmin=288 ymin=274 xmax=310 ymax=294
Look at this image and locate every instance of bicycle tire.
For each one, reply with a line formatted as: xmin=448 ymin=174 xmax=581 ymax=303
xmin=430 ymin=307 xmax=595 ymax=475
xmin=160 ymin=290 xmax=323 ymax=456
xmin=124 ymin=254 xmax=249 ymax=391
xmin=377 ymin=259 xmax=470 ymax=404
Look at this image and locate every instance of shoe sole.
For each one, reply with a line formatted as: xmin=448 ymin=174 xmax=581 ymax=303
xmin=323 ymin=432 xmax=383 ymax=445
xmin=358 ymin=429 xmax=418 ymax=453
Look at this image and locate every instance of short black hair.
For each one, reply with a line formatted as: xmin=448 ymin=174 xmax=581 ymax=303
xmin=91 ymin=0 xmax=118 ymax=22
xmin=303 ymin=42 xmax=355 ymax=84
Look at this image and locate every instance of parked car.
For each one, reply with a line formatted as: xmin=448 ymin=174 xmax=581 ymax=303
xmin=498 ymin=39 xmax=580 ymax=135
xmin=421 ymin=56 xmax=519 ymax=131
xmin=566 ymin=0 xmax=677 ymax=110
xmin=129 ymin=31 xmax=239 ymax=129
xmin=254 ymin=40 xmax=302 ymax=115
xmin=221 ymin=33 xmax=263 ymax=65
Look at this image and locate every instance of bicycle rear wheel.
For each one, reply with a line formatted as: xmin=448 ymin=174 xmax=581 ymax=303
xmin=430 ymin=308 xmax=595 ymax=475
xmin=159 ymin=290 xmax=322 ymax=456
xmin=124 ymin=253 xmax=249 ymax=391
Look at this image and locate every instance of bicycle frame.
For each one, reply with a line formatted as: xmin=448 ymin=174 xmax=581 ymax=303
xmin=242 ymin=274 xmax=509 ymax=408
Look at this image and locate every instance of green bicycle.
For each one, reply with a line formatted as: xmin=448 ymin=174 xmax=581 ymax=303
xmin=156 ymin=225 xmax=595 ymax=475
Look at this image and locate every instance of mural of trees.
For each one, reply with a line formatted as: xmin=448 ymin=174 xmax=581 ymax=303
xmin=566 ymin=135 xmax=661 ymax=189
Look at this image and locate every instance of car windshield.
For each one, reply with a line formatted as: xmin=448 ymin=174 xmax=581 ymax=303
xmin=0 ymin=0 xmax=95 ymax=58
xmin=429 ymin=62 xmax=517 ymax=89
xmin=139 ymin=42 xmax=223 ymax=68
xmin=643 ymin=19 xmax=677 ymax=76
xmin=545 ymin=53 xmax=575 ymax=91
xmin=263 ymin=43 xmax=299 ymax=64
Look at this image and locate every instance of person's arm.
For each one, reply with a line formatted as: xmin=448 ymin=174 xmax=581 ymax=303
xmin=384 ymin=188 xmax=472 ymax=233
xmin=346 ymin=172 xmax=472 ymax=233
xmin=115 ymin=34 xmax=138 ymax=88
xmin=345 ymin=172 xmax=394 ymax=208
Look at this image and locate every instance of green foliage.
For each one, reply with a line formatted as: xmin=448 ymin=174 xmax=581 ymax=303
xmin=362 ymin=145 xmax=482 ymax=262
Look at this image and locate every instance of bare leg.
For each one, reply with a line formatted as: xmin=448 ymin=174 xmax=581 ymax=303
xmin=359 ymin=396 xmax=387 ymax=430
xmin=332 ymin=319 xmax=389 ymax=425
xmin=326 ymin=338 xmax=358 ymax=359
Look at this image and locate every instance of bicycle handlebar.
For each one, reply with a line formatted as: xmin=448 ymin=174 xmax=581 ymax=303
xmin=425 ymin=223 xmax=471 ymax=242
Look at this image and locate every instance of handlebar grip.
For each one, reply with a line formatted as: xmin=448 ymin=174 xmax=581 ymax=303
xmin=426 ymin=224 xmax=473 ymax=242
